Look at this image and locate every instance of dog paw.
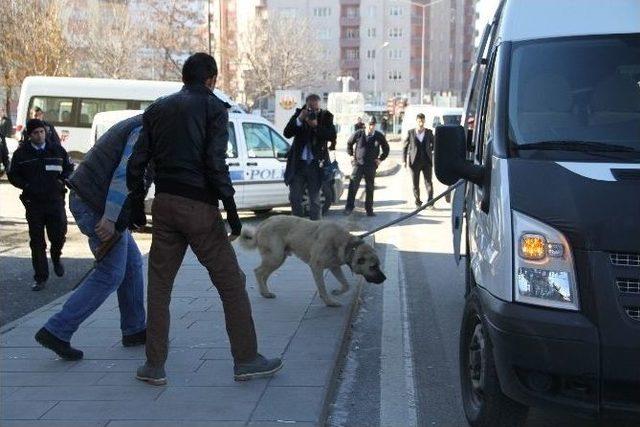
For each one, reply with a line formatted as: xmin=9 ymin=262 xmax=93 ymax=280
xmin=261 ymin=292 xmax=276 ymax=299
xmin=331 ymin=289 xmax=347 ymax=296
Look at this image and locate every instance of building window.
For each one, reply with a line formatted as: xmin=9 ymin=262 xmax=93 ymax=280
xmin=366 ymin=49 xmax=376 ymax=59
xmin=367 ymin=27 xmax=376 ymax=37
xmin=388 ymin=70 xmax=403 ymax=80
xmin=345 ymin=48 xmax=359 ymax=60
xmin=388 ymin=27 xmax=403 ymax=38
xmin=279 ymin=8 xmax=297 ymax=18
xmin=366 ymin=72 xmax=376 ymax=80
xmin=389 ymin=6 xmax=403 ymax=16
xmin=345 ymin=28 xmax=359 ymax=38
xmin=345 ymin=7 xmax=358 ymax=18
xmin=368 ymin=5 xmax=376 ymax=17
xmin=387 ymin=49 xmax=403 ymax=59
xmin=313 ymin=7 xmax=331 ymax=17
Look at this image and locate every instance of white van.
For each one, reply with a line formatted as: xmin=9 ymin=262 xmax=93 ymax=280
xmin=15 ymin=76 xmax=239 ymax=158
xmin=91 ymin=110 xmax=345 ymax=214
xmin=435 ymin=0 xmax=640 ymax=424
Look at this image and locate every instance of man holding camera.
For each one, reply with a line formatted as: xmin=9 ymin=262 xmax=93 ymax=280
xmin=283 ymin=94 xmax=336 ymax=220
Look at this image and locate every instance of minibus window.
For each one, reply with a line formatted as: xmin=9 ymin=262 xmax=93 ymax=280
xmin=508 ymin=34 xmax=640 ymax=152
xmin=29 ymin=96 xmax=74 ymax=126
xmin=79 ymin=99 xmax=128 ymax=126
xmin=227 ymin=123 xmax=238 ymax=158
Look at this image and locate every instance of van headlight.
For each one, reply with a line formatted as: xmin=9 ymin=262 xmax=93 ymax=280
xmin=512 ymin=211 xmax=579 ymax=311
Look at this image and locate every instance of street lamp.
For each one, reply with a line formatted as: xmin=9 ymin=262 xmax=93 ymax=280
xmin=396 ymin=0 xmax=445 ymax=103
xmin=374 ymin=41 xmax=389 ymax=105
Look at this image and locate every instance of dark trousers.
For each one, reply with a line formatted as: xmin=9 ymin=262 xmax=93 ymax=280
xmin=24 ymin=199 xmax=67 ymax=283
xmin=345 ymin=164 xmax=376 ymax=213
xmin=289 ymin=161 xmax=322 ymax=220
xmin=146 ymin=193 xmax=257 ymax=367
xmin=411 ymin=163 xmax=433 ymax=204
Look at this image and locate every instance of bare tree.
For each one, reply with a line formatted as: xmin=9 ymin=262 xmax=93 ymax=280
xmin=241 ymin=16 xmax=331 ymax=107
xmin=0 ymin=0 xmax=75 ymax=114
xmin=141 ymin=0 xmax=207 ymax=80
xmin=71 ymin=1 xmax=144 ymax=79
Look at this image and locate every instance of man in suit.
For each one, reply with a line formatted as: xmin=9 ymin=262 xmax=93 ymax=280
xmin=283 ymin=94 xmax=336 ymax=220
xmin=344 ymin=116 xmax=389 ymax=217
xmin=403 ymin=113 xmax=434 ymax=207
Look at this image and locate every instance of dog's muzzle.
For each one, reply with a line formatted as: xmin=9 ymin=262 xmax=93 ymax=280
xmin=366 ymin=270 xmax=386 ymax=284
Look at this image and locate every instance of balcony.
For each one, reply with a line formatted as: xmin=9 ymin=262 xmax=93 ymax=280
xmin=340 ymin=37 xmax=360 ymax=48
xmin=340 ymin=16 xmax=360 ymax=27
xmin=340 ymin=59 xmax=360 ymax=69
xmin=341 ymin=0 xmax=360 ymax=5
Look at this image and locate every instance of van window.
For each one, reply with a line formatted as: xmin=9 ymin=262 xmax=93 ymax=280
xmin=80 ymin=99 xmax=129 ymax=126
xmin=478 ymin=50 xmax=498 ymax=162
xmin=508 ymin=34 xmax=640 ymax=151
xmin=29 ymin=96 xmax=74 ymax=126
xmin=243 ymin=122 xmax=289 ymax=158
xmin=227 ymin=122 xmax=238 ymax=158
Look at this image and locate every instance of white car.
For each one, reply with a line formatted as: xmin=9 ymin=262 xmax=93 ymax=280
xmin=91 ymin=110 xmax=345 ymax=215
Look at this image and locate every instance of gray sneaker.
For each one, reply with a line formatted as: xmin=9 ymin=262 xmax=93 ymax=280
xmin=234 ymin=354 xmax=283 ymax=381
xmin=135 ymin=362 xmax=167 ymax=386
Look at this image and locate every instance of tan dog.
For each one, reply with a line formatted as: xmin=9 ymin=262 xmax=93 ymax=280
xmin=239 ymin=215 xmax=386 ymax=307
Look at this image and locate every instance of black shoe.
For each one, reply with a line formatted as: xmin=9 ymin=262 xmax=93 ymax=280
xmin=123 ymin=329 xmax=146 ymax=347
xmin=136 ymin=362 xmax=167 ymax=386
xmin=31 ymin=282 xmax=46 ymax=291
xmin=35 ymin=328 xmax=83 ymax=360
xmin=234 ymin=354 xmax=283 ymax=381
xmin=415 ymin=200 xmax=422 ymax=208
xmin=53 ymin=259 xmax=65 ymax=277
xmin=366 ymin=211 xmax=376 ymax=217
xmin=344 ymin=208 xmax=353 ymax=216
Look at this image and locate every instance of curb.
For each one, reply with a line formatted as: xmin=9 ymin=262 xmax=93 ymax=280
xmin=319 ymin=234 xmax=375 ymax=426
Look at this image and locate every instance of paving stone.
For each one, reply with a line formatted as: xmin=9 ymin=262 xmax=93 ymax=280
xmin=1 ymin=422 xmax=106 ymax=427
xmin=268 ymin=360 xmax=333 ymax=387
xmin=251 ymin=386 xmax=325 ymax=422
xmin=5 ymin=385 xmax=163 ymax=402
xmin=0 ymin=400 xmax=58 ymax=420
xmin=1 ymin=372 xmax=105 ymax=386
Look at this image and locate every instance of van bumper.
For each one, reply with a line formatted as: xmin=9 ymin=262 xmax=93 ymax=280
xmin=477 ymin=286 xmax=640 ymax=419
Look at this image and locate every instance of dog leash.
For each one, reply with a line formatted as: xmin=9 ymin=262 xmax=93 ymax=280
xmin=357 ymin=179 xmax=465 ymax=240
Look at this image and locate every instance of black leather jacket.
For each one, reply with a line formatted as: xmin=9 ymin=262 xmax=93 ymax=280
xmin=127 ymin=84 xmax=234 ymax=205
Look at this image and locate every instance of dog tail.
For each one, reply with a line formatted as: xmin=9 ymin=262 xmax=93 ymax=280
xmin=239 ymin=226 xmax=258 ymax=250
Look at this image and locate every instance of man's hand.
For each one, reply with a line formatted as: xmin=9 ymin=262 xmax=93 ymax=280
xmin=298 ymin=108 xmax=308 ymax=121
xmin=95 ymin=217 xmax=116 ymax=242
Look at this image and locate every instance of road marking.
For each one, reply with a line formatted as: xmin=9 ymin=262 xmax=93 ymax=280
xmin=380 ymin=240 xmax=418 ymax=427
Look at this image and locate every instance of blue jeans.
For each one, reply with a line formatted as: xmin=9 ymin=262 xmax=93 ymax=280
xmin=44 ymin=192 xmax=146 ymax=342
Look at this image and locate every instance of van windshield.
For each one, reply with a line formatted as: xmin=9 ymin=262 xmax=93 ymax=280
xmin=508 ymin=34 xmax=640 ymax=153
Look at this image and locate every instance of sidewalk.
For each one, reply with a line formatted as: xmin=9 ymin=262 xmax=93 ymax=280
xmin=0 ymin=239 xmax=367 ymax=426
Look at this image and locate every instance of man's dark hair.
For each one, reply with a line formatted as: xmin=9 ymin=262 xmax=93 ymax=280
xmin=417 ymin=113 xmax=425 ymax=120
xmin=182 ymin=53 xmax=218 ymax=85
xmin=305 ymin=94 xmax=321 ymax=103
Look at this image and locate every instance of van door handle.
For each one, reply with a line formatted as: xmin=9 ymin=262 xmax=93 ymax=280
xmin=246 ymin=162 xmax=258 ymax=166
xmin=227 ymin=162 xmax=240 ymax=166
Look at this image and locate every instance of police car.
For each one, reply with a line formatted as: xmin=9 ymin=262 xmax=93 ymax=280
xmin=91 ymin=110 xmax=345 ymax=215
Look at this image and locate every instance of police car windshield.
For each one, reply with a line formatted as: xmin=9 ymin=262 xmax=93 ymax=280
xmin=508 ymin=34 xmax=640 ymax=152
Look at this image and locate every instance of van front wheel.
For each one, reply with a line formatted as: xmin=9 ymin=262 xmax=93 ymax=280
xmin=459 ymin=292 xmax=528 ymax=427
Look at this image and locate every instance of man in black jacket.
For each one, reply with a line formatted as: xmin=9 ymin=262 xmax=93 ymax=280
xmin=403 ymin=113 xmax=434 ymax=207
xmin=33 ymin=115 xmax=147 ymax=361
xmin=7 ymin=119 xmax=74 ymax=290
xmin=283 ymin=94 xmax=336 ymax=220
xmin=344 ymin=117 xmax=389 ymax=216
xmin=128 ymin=52 xmax=282 ymax=386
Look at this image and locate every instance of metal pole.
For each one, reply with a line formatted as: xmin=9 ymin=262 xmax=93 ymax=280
xmin=420 ymin=5 xmax=425 ymax=103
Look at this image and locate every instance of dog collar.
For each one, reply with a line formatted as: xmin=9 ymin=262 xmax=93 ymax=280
xmin=344 ymin=238 xmax=365 ymax=271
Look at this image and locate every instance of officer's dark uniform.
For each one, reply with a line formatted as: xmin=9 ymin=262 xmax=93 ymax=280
xmin=344 ymin=119 xmax=390 ymax=216
xmin=8 ymin=120 xmax=73 ymax=289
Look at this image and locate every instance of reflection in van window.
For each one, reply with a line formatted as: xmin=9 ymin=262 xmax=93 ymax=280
xmin=508 ymin=34 xmax=640 ymax=149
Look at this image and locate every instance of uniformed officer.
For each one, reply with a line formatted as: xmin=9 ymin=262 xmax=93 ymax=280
xmin=8 ymin=119 xmax=74 ymax=291
xmin=344 ymin=116 xmax=390 ymax=217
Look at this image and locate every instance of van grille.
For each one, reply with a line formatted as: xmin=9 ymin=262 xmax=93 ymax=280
xmin=610 ymin=253 xmax=640 ymax=267
xmin=624 ymin=307 xmax=640 ymax=322
xmin=617 ymin=278 xmax=640 ymax=294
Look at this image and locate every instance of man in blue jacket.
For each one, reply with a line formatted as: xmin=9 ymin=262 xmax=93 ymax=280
xmin=34 ymin=115 xmax=148 ymax=360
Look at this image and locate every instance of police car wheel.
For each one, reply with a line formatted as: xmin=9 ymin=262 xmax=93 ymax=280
xmin=459 ymin=290 xmax=528 ymax=427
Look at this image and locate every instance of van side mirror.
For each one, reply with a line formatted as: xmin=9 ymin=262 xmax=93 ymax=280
xmin=434 ymin=125 xmax=485 ymax=186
